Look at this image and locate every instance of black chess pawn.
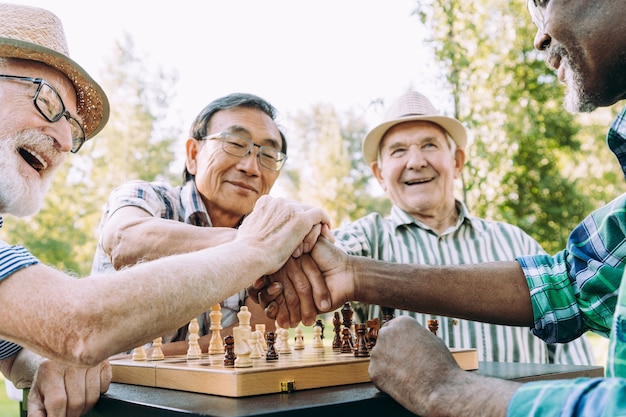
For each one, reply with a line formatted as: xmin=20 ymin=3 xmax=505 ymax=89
xmin=354 ymin=323 xmax=370 ymax=358
xmin=223 ymin=335 xmax=236 ymax=367
xmin=332 ymin=311 xmax=342 ymax=350
xmin=265 ymin=331 xmax=279 ymax=361
xmin=366 ymin=318 xmax=379 ymax=350
xmin=340 ymin=328 xmax=354 ymax=353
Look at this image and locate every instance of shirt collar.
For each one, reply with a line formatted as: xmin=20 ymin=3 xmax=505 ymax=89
xmin=389 ymin=200 xmax=479 ymax=235
xmin=181 ymin=180 xmax=211 ymax=227
xmin=608 ymin=107 xmax=626 ymax=179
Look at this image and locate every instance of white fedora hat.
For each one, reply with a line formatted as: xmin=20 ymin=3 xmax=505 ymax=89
xmin=362 ymin=91 xmax=467 ymax=164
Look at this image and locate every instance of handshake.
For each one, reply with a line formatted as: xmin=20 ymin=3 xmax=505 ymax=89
xmin=236 ymin=195 xmax=356 ymax=328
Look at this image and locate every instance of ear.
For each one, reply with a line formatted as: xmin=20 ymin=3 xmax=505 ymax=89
xmin=453 ymin=148 xmax=466 ymax=178
xmin=185 ymin=138 xmax=200 ymax=176
xmin=370 ymin=160 xmax=387 ymax=191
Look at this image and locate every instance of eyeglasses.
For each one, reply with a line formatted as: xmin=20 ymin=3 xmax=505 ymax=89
xmin=526 ymin=0 xmax=546 ymax=32
xmin=0 ymin=74 xmax=86 ymax=153
xmin=201 ymin=132 xmax=287 ymax=171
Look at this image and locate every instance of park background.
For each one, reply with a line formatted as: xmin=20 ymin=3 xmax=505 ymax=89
xmin=0 ymin=0 xmax=622 ymax=413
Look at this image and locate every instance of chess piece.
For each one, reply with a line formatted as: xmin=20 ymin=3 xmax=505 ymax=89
xmin=208 ymin=304 xmax=224 ymax=355
xmin=278 ymin=328 xmax=292 ymax=354
xmin=312 ymin=325 xmax=324 ymax=348
xmin=187 ymin=318 xmax=202 ymax=360
xmin=354 ymin=323 xmax=370 ymax=357
xmin=250 ymin=331 xmax=263 ymax=359
xmin=265 ymin=331 xmax=279 ymax=361
xmin=223 ymin=335 xmax=236 ymax=366
xmin=151 ymin=337 xmax=164 ymax=361
xmin=314 ymin=319 xmax=325 ymax=339
xmin=294 ymin=327 xmax=305 ymax=350
xmin=332 ymin=311 xmax=342 ymax=350
xmin=255 ymin=324 xmax=267 ymax=351
xmin=274 ymin=321 xmax=284 ymax=352
xmin=341 ymin=302 xmax=355 ymax=345
xmin=237 ymin=306 xmax=252 ymax=331
xmin=366 ymin=318 xmax=380 ymax=349
xmin=340 ymin=328 xmax=353 ymax=353
xmin=428 ymin=319 xmax=439 ymax=336
xmin=234 ymin=327 xmax=253 ymax=367
xmin=381 ymin=306 xmax=395 ymax=325
xmin=132 ymin=344 xmax=147 ymax=361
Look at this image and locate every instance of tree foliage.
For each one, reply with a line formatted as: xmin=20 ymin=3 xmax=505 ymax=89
xmin=413 ymin=0 xmax=626 ymax=254
xmin=3 ymin=34 xmax=181 ymax=275
xmin=283 ymin=104 xmax=390 ymax=227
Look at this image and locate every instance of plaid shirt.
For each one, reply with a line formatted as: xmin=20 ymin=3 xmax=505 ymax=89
xmin=508 ymin=107 xmax=626 ymax=416
xmin=91 ymin=180 xmax=246 ymax=340
xmin=334 ymin=202 xmax=595 ymax=365
xmin=0 ymin=216 xmax=40 ymax=360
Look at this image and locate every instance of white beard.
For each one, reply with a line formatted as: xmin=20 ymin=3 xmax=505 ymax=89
xmin=0 ymin=130 xmax=63 ymax=217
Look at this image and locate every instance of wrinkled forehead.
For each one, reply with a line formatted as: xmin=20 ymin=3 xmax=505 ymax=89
xmin=381 ymin=120 xmax=449 ymax=147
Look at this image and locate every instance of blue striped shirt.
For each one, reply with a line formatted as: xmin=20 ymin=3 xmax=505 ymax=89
xmin=0 ymin=216 xmax=40 ymax=360
xmin=508 ymin=107 xmax=626 ymax=415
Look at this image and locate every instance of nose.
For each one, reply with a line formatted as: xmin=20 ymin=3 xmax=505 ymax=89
xmin=235 ymin=145 xmax=262 ymax=175
xmin=406 ymin=146 xmax=427 ymax=168
xmin=533 ymin=30 xmax=551 ymax=51
xmin=46 ymin=117 xmax=73 ymax=153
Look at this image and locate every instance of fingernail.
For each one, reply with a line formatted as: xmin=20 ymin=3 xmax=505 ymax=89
xmin=320 ymin=299 xmax=330 ymax=311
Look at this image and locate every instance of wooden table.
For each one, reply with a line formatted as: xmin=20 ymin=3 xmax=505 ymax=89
xmin=84 ymin=362 xmax=604 ymax=417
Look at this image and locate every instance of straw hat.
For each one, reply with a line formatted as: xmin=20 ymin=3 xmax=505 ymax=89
xmin=0 ymin=3 xmax=109 ymax=140
xmin=362 ymin=91 xmax=467 ymax=164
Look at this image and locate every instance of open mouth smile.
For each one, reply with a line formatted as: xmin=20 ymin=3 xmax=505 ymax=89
xmin=18 ymin=147 xmax=48 ymax=172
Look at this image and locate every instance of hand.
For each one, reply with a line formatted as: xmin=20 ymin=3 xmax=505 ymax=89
xmin=26 ymin=360 xmax=111 ymax=417
xmin=236 ymin=196 xmax=333 ymax=273
xmin=369 ymin=316 xmax=464 ymax=416
xmin=250 ymin=237 xmax=354 ymax=328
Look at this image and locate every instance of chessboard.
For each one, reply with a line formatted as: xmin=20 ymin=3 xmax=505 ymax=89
xmin=110 ymin=345 xmax=478 ymax=397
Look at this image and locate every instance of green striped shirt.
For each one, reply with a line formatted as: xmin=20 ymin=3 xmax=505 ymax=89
xmin=333 ymin=202 xmax=595 ymax=365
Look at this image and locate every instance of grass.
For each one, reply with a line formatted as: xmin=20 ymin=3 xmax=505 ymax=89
xmin=0 ymin=374 xmax=21 ymax=417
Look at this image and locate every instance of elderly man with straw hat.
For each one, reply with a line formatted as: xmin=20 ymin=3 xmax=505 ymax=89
xmin=332 ymin=90 xmax=595 ymax=365
xmin=0 ymin=4 xmax=331 ymax=416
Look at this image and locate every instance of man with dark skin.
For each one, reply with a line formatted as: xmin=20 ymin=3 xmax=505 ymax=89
xmin=253 ymin=1 xmax=626 ymax=415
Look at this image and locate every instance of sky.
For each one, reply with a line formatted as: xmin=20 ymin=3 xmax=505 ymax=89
xmin=9 ymin=0 xmax=449 ymax=131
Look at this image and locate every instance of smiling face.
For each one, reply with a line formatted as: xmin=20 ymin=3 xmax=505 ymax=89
xmin=371 ymin=121 xmax=465 ymax=228
xmin=185 ymin=106 xmax=282 ymax=227
xmin=534 ymin=1 xmax=626 ymax=112
xmin=0 ymin=60 xmax=76 ymax=216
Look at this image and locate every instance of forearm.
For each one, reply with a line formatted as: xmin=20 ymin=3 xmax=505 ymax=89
xmin=0 ymin=242 xmax=270 ymax=366
xmin=106 ymin=217 xmax=237 ymax=269
xmin=352 ymin=257 xmax=534 ymax=326
xmin=424 ymin=372 xmax=519 ymax=417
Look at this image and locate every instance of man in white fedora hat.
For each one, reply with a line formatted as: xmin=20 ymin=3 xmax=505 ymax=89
xmin=0 ymin=3 xmax=331 ymax=416
xmin=330 ymin=90 xmax=594 ymax=366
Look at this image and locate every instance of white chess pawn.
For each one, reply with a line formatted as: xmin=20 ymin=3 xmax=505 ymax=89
xmin=294 ymin=327 xmax=305 ymax=350
xmin=151 ymin=337 xmax=165 ymax=361
xmin=278 ymin=328 xmax=292 ymax=354
xmin=312 ymin=325 xmax=324 ymax=348
xmin=249 ymin=331 xmax=263 ymax=359
xmin=255 ymin=324 xmax=267 ymax=350
xmin=132 ymin=344 xmax=147 ymax=361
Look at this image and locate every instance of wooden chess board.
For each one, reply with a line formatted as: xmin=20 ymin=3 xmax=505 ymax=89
xmin=110 ymin=345 xmax=478 ymax=397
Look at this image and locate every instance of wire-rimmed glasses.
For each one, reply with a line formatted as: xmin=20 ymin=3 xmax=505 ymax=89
xmin=202 ymin=131 xmax=287 ymax=171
